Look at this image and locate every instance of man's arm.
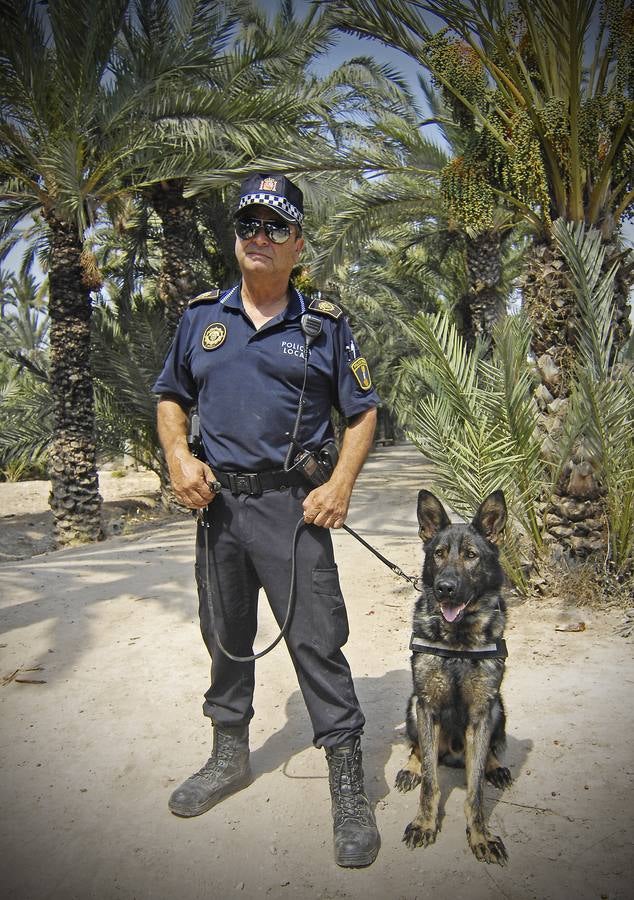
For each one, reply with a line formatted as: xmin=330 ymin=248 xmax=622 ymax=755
xmin=302 ymin=406 xmax=377 ymax=529
xmin=157 ymin=397 xmax=216 ymax=509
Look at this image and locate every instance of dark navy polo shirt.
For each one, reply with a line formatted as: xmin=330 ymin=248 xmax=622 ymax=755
xmin=153 ymin=283 xmax=380 ymax=472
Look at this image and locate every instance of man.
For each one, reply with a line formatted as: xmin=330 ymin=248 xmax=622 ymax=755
xmin=153 ymin=173 xmax=380 ymax=868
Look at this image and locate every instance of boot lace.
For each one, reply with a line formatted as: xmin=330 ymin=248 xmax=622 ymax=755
xmin=330 ymin=752 xmax=369 ymax=825
xmin=194 ymin=733 xmax=237 ymax=780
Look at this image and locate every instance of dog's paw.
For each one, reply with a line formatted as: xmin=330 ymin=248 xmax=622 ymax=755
xmin=395 ymin=769 xmax=421 ymax=792
xmin=486 ymin=766 xmax=512 ymax=789
xmin=402 ymin=820 xmax=438 ymax=849
xmin=467 ymin=828 xmax=508 ymax=866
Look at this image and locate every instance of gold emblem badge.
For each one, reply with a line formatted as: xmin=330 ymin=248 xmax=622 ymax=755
xmin=260 ymin=177 xmax=278 ymax=191
xmin=350 ymin=357 xmax=372 ymax=390
xmin=201 ymin=323 xmax=226 ymax=351
xmin=307 ymin=298 xmax=343 ymax=319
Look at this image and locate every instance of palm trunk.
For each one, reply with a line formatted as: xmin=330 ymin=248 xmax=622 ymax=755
xmin=148 ymin=179 xmax=200 ymax=338
xmin=46 ymin=214 xmax=103 ymax=545
xmin=521 ymin=238 xmax=578 ymax=401
xmin=456 ymin=230 xmax=506 ymax=350
xmin=148 ymin=179 xmax=204 ymax=509
xmin=521 ymin=237 xmax=617 ymax=560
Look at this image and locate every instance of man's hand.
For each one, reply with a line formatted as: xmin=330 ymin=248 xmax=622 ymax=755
xmin=301 ymin=408 xmax=377 ymax=529
xmin=302 ymin=479 xmax=351 ymax=529
xmin=168 ymin=451 xmax=217 ymax=509
xmin=157 ymin=398 xmax=218 ymax=509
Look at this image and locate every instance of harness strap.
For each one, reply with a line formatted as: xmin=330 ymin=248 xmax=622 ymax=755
xmin=410 ymin=636 xmax=508 ymax=659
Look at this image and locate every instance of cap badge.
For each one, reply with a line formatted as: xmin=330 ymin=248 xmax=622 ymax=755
xmin=202 ymin=322 xmax=226 ymax=351
xmin=350 ymin=357 xmax=372 ymax=390
xmin=260 ymin=177 xmax=278 ymax=191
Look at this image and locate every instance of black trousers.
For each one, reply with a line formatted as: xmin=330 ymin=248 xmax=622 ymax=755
xmin=194 ymin=485 xmax=365 ymax=749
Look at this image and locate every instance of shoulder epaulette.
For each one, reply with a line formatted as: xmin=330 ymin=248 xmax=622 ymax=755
xmin=307 ymin=298 xmax=344 ymax=320
xmin=188 ymin=288 xmax=221 ymax=308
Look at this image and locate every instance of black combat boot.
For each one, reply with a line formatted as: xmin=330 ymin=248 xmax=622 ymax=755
xmin=325 ymin=738 xmax=381 ymax=868
xmin=168 ymin=723 xmax=252 ymax=817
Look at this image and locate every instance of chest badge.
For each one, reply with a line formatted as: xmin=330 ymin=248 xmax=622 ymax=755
xmin=202 ymin=322 xmax=226 ymax=351
xmin=350 ymin=357 xmax=372 ymax=390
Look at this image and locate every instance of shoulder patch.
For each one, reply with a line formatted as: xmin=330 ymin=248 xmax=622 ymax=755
xmin=188 ymin=288 xmax=221 ymax=308
xmin=308 ymin=298 xmax=343 ymax=320
xmin=350 ymin=357 xmax=372 ymax=390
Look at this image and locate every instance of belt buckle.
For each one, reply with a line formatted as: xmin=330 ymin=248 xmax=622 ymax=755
xmin=247 ymin=473 xmax=262 ymax=496
xmin=228 ymin=473 xmax=261 ymax=496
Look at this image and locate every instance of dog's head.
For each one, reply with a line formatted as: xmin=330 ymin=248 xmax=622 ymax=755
xmin=417 ymin=490 xmax=507 ymax=624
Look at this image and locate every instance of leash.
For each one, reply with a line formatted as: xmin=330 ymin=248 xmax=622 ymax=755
xmin=200 ymin=512 xmax=306 ymax=663
xmin=341 ymin=523 xmax=423 ymax=592
xmin=199 ymin=506 xmax=423 ymax=663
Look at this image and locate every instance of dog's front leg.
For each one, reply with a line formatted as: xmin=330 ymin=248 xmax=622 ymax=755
xmin=464 ymin=713 xmax=507 ymax=865
xmin=403 ymin=700 xmax=440 ymax=849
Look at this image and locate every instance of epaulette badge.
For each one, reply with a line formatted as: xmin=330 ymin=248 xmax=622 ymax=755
xmin=307 ymin=298 xmax=343 ymax=320
xmin=188 ymin=288 xmax=221 ymax=307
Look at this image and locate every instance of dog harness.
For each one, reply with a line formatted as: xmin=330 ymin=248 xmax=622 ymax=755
xmin=409 ymin=636 xmax=508 ymax=659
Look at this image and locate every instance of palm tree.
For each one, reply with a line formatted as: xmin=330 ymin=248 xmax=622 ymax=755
xmin=548 ymin=219 xmax=633 ymax=569
xmin=399 ymin=219 xmax=633 ymax=587
xmin=112 ymin=0 xmax=245 ymax=335
xmin=0 ymin=0 xmax=349 ymax=539
xmin=326 ymin=0 xmax=632 ymax=560
xmin=327 ymin=0 xmax=633 ymax=370
xmin=115 ymin=0 xmax=351 ymax=335
xmin=0 ymin=0 xmax=141 ymax=544
xmin=398 ymin=308 xmax=544 ymax=592
xmin=310 ymin=79 xmax=524 ymax=350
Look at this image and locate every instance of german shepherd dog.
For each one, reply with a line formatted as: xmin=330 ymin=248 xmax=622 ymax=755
xmin=396 ymin=490 xmax=512 ymax=865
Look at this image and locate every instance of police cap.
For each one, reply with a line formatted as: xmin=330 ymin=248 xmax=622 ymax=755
xmin=236 ymin=173 xmax=304 ymax=227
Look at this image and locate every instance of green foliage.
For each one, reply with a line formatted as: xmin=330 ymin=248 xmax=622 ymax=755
xmin=397 ymin=310 xmax=544 ymax=591
xmin=0 ymin=272 xmax=52 ymax=477
xmin=0 ymin=371 xmax=52 ymax=479
xmin=0 ymin=263 xmax=170 ymax=481
xmin=397 ymin=218 xmax=634 ymax=587
xmin=91 ymin=291 xmax=171 ymax=475
xmin=552 ymin=218 xmax=634 ymax=571
xmin=330 ymin=0 xmax=634 ymax=235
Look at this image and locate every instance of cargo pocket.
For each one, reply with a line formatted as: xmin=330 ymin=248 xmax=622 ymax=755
xmin=312 ymin=566 xmax=349 ymax=655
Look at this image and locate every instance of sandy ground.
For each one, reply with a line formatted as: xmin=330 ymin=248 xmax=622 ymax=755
xmin=0 ymin=444 xmax=632 ymax=900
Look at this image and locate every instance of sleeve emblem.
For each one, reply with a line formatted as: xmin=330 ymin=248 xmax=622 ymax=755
xmin=350 ymin=357 xmax=372 ymax=390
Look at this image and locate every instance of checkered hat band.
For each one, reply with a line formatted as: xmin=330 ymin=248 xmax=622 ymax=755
xmin=238 ymin=192 xmax=304 ymax=225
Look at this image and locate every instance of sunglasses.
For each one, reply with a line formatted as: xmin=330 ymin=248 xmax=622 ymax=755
xmin=235 ymin=217 xmax=295 ymax=244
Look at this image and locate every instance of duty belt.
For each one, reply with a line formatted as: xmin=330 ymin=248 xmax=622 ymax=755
xmin=214 ymin=468 xmax=305 ymax=496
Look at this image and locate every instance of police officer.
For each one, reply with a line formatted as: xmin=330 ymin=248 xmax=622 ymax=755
xmin=153 ymin=173 xmax=381 ymax=868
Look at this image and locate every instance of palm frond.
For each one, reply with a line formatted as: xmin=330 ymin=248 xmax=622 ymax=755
xmin=552 ymin=218 xmax=619 ymax=377
xmin=405 ymin=311 xmax=481 ymax=424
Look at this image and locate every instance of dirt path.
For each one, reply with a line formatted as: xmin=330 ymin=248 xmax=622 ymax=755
xmin=0 ymin=445 xmax=632 ymax=899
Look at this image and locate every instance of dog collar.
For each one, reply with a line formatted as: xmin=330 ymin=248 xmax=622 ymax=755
xmin=409 ymin=636 xmax=508 ymax=659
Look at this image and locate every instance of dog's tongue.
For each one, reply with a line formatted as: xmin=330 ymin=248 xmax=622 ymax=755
xmin=441 ymin=602 xmax=466 ymax=623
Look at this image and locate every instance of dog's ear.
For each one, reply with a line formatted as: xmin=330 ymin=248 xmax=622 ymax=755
xmin=417 ymin=490 xmax=451 ymax=543
xmin=472 ymin=491 xmax=507 ymax=543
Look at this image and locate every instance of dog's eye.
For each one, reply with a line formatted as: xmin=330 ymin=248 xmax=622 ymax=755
xmin=465 ymin=549 xmax=479 ymax=560
xmin=434 ymin=547 xmax=445 ymax=558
